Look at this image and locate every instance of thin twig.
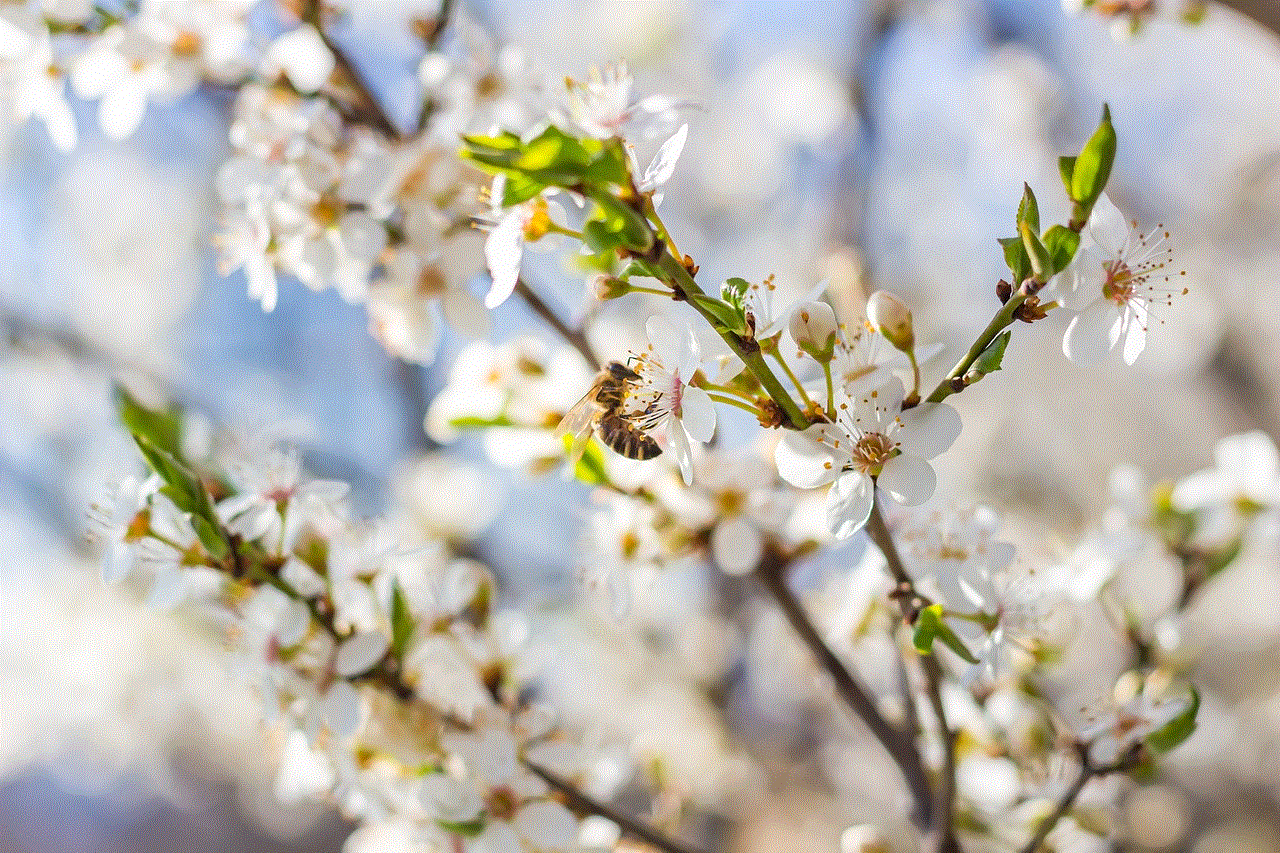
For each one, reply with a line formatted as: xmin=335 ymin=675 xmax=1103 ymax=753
xmin=866 ymin=502 xmax=959 ymax=853
xmin=1018 ymin=743 xmax=1143 ymax=853
xmin=754 ymin=548 xmax=934 ymax=831
xmin=527 ymin=762 xmax=709 ymax=853
xmin=514 ymin=279 xmax=601 ymax=369
xmin=302 ymin=1 xmax=401 ymax=140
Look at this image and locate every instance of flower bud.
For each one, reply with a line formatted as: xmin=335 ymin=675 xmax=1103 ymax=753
xmin=866 ymin=289 xmax=914 ymax=351
xmin=593 ymin=275 xmax=630 ymax=301
xmin=788 ymin=300 xmax=838 ymax=362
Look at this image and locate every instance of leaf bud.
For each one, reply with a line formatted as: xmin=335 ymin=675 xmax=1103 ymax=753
xmin=593 ymin=275 xmax=630 ymax=301
xmin=866 ymin=289 xmax=915 ymax=352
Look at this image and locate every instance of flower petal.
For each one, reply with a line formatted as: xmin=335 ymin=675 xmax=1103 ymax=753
xmin=1063 ymin=299 xmax=1122 ymax=365
xmin=895 ymin=402 xmax=961 ymax=459
xmin=826 ymin=472 xmax=874 ymax=539
xmin=668 ymin=417 xmax=694 ymax=486
xmin=679 ymin=386 xmax=716 ymax=443
xmin=483 ymin=209 xmax=524 ymax=309
xmin=774 ymin=426 xmax=841 ymax=489
xmin=877 ymin=454 xmax=936 ymax=506
xmin=1087 ymin=192 xmax=1131 ymax=257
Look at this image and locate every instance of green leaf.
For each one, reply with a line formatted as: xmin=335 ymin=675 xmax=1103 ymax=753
xmin=1070 ymin=104 xmax=1116 ymax=208
xmin=999 ymin=236 xmax=1030 ymax=284
xmin=1042 ymin=224 xmax=1081 ymax=273
xmin=971 ymin=330 xmax=1012 ymax=376
xmin=389 ymin=582 xmax=415 ymax=662
xmin=588 ymin=191 xmax=654 ymax=253
xmin=1016 ymin=182 xmax=1040 ymax=234
xmin=131 ymin=434 xmax=228 ymax=559
xmin=1020 ymin=221 xmax=1052 ymax=282
xmin=115 ymin=384 xmax=184 ymax=461
xmin=692 ymin=293 xmax=747 ymax=335
xmin=1058 ymin=155 xmax=1077 ymax=198
xmin=496 ymin=172 xmax=547 ymax=207
xmin=721 ymin=277 xmax=750 ymax=312
xmin=461 ymin=130 xmax=522 ymax=152
xmin=912 ymin=604 xmax=979 ymax=664
xmin=436 ymin=818 xmax=486 ymax=838
xmin=1145 ymin=687 xmax=1199 ymax=753
xmin=618 ymin=258 xmax=665 ymax=280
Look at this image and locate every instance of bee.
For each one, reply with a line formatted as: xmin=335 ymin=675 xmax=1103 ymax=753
xmin=557 ymin=361 xmax=662 ymax=462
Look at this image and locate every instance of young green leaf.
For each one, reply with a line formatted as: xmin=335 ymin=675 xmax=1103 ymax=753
xmin=1042 ymin=224 xmax=1081 ymax=272
xmin=1145 ymin=687 xmax=1199 ymax=753
xmin=1017 ymin=182 xmax=1040 ymax=234
xmin=1071 ymin=104 xmax=1116 ymax=209
xmin=1019 ymin=220 xmax=1052 ymax=282
xmin=913 ymin=604 xmax=980 ymax=664
xmin=389 ymin=582 xmax=415 ymax=662
xmin=971 ymin=330 xmax=1012 ymax=376
xmin=999 ymin=236 xmax=1031 ymax=285
xmin=115 ymin=384 xmax=184 ymax=461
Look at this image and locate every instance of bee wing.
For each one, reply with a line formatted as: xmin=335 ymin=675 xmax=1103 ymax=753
xmin=555 ymin=390 xmax=600 ymax=466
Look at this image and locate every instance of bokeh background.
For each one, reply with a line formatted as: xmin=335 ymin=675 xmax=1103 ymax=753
xmin=4 ymin=0 xmax=1280 ymax=850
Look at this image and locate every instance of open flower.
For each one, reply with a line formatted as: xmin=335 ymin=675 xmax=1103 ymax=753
xmin=774 ymin=377 xmax=960 ymax=538
xmin=1045 ymin=193 xmax=1184 ymax=365
xmin=627 ymin=315 xmax=725 ymax=486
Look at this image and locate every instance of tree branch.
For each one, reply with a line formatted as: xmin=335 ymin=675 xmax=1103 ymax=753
xmin=1017 ymin=743 xmax=1143 ymax=853
xmin=527 ymin=762 xmax=709 ymax=853
xmin=754 ymin=548 xmax=935 ymax=831
xmin=301 ymin=1 xmax=401 ymax=140
xmin=514 ymin=278 xmax=602 ymax=370
xmin=865 ymin=503 xmax=960 ymax=853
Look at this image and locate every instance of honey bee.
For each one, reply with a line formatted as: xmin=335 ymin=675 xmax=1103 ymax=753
xmin=557 ymin=362 xmax=662 ymax=462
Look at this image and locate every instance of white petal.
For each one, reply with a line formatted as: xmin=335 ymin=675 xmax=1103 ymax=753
xmin=826 ymin=472 xmax=874 ymax=539
xmin=1063 ymin=299 xmax=1122 ymax=365
xmin=484 ymin=210 xmax=524 ymax=309
xmin=895 ymin=402 xmax=961 ymax=459
xmin=1046 ymin=247 xmax=1104 ymax=311
xmin=1087 ymin=192 xmax=1132 ymax=257
xmin=679 ymin=386 xmax=716 ymax=443
xmin=877 ymin=455 xmax=936 ymax=506
xmin=334 ymin=631 xmax=389 ymax=677
xmin=476 ymin=821 xmax=522 ymax=853
xmin=98 ymin=80 xmax=147 ymax=139
xmin=319 ymin=682 xmax=362 ymax=739
xmin=644 ymin=314 xmax=683 ymax=364
xmin=515 ymin=801 xmax=579 ymax=851
xmin=642 ymin=123 xmax=687 ymax=190
xmin=711 ymin=518 xmax=763 ymax=575
xmin=668 ymin=418 xmax=694 ymax=485
xmin=774 ymin=427 xmax=841 ymax=489
xmin=1121 ymin=313 xmax=1147 ymax=365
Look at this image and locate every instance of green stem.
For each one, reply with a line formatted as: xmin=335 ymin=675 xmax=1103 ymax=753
xmin=707 ymin=393 xmax=762 ymax=415
xmin=657 ymin=252 xmax=810 ymax=430
xmin=770 ymin=349 xmax=816 ymax=409
xmin=924 ymin=293 xmax=1028 ymax=404
xmin=823 ymin=361 xmax=835 ymax=419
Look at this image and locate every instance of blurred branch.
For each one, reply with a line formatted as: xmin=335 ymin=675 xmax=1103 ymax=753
xmin=1216 ymin=0 xmax=1280 ymax=38
xmin=1017 ymin=743 xmax=1143 ymax=853
xmin=515 ymin=279 xmax=602 ymax=370
xmin=866 ymin=503 xmax=961 ymax=853
xmin=301 ymin=1 xmax=402 ymax=139
xmin=753 ymin=547 xmax=936 ymax=832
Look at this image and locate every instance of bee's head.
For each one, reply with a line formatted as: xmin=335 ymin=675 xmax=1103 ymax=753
xmin=607 ymin=361 xmax=641 ymax=381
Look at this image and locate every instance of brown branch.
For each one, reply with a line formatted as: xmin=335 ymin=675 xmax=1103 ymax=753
xmin=527 ymin=762 xmax=709 ymax=853
xmin=1018 ymin=743 xmax=1143 ymax=853
xmin=514 ymin=278 xmax=602 ymax=369
xmin=865 ymin=503 xmax=960 ymax=853
xmin=754 ymin=548 xmax=935 ymax=831
xmin=301 ymin=1 xmax=401 ymax=140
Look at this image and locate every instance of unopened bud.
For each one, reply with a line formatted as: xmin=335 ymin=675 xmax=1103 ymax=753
xmin=866 ymin=290 xmax=914 ymax=351
xmin=840 ymin=825 xmax=890 ymax=853
xmin=593 ymin=275 xmax=629 ymax=301
xmin=788 ymin=301 xmax=838 ymax=362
